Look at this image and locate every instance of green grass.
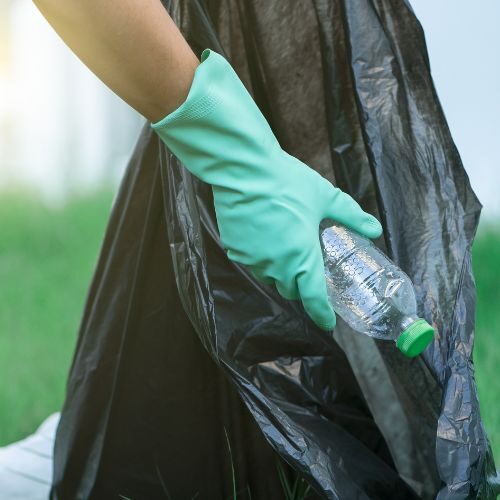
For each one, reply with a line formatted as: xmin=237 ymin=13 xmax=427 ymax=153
xmin=0 ymin=189 xmax=114 ymax=445
xmin=0 ymin=190 xmax=498 ymax=468
xmin=472 ymin=225 xmax=500 ymax=461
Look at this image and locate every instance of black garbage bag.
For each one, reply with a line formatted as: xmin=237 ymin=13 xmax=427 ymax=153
xmin=50 ymin=0 xmax=499 ymax=498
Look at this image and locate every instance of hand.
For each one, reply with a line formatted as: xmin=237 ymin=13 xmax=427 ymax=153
xmin=152 ymin=49 xmax=382 ymax=330
xmin=213 ymin=148 xmax=381 ymax=330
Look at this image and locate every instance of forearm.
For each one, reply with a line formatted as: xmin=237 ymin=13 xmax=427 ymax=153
xmin=32 ymin=0 xmax=199 ymax=121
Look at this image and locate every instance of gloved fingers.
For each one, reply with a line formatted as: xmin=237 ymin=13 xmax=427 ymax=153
xmin=297 ymin=245 xmax=336 ymax=331
xmin=275 ymin=276 xmax=300 ymax=301
xmin=322 ymin=183 xmax=382 ymax=239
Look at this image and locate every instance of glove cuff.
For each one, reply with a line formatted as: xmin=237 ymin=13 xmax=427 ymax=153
xmin=152 ymin=49 xmax=227 ymax=128
xmin=151 ymin=49 xmax=281 ymax=186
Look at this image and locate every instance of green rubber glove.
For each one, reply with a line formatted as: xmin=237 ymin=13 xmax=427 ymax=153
xmin=152 ymin=49 xmax=382 ymax=330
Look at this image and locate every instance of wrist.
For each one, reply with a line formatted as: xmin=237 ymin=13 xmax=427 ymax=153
xmin=148 ymin=53 xmax=200 ymax=123
xmin=151 ymin=49 xmax=281 ymax=185
xmin=152 ymin=49 xmax=222 ymax=128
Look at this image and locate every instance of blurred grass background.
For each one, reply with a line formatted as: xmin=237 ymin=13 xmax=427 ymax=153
xmin=0 ymin=190 xmax=113 ymax=446
xmin=0 ymin=190 xmax=498 ymax=464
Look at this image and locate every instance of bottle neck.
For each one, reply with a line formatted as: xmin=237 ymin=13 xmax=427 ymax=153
xmin=397 ymin=314 xmax=420 ymax=340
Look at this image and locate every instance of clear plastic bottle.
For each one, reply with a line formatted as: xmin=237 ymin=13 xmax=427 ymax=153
xmin=320 ymin=221 xmax=434 ymax=357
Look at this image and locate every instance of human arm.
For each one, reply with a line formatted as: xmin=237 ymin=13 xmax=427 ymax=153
xmin=32 ymin=1 xmax=382 ymax=330
xmin=32 ymin=0 xmax=199 ymax=121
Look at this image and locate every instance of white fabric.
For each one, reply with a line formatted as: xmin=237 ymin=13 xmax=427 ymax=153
xmin=0 ymin=413 xmax=60 ymax=499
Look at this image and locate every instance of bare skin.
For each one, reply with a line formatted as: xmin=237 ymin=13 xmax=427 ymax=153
xmin=32 ymin=0 xmax=199 ymax=122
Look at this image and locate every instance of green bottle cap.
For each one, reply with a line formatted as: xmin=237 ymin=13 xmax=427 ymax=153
xmin=396 ymin=319 xmax=434 ymax=357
